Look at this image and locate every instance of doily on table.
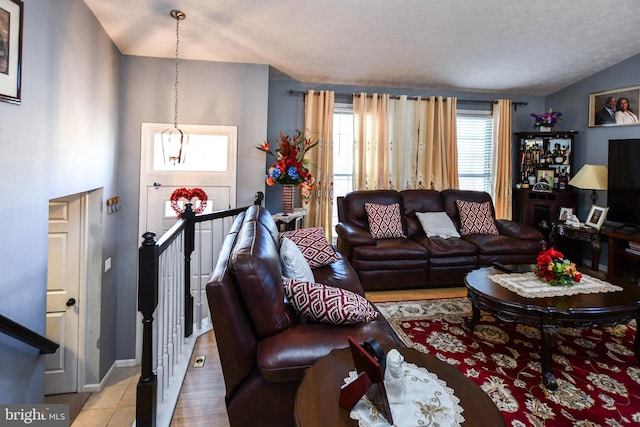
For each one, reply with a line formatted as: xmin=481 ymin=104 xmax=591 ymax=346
xmin=345 ymin=362 xmax=465 ymax=427
xmin=487 ymin=272 xmax=623 ymax=298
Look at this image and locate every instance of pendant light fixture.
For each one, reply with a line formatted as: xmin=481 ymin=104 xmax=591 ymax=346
xmin=162 ymin=10 xmax=188 ymax=165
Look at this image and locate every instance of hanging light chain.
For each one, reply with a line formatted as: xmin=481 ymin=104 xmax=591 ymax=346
xmin=171 ymin=10 xmax=185 ymax=128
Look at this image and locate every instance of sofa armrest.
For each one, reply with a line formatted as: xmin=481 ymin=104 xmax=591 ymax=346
xmin=335 ymin=222 xmax=376 ymax=247
xmin=496 ymin=219 xmax=543 ymax=241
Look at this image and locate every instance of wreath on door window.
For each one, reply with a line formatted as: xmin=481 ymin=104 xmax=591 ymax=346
xmin=169 ymin=187 xmax=208 ymax=217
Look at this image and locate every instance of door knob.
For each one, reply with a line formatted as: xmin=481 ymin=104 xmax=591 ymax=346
xmin=66 ymin=298 xmax=76 ymax=307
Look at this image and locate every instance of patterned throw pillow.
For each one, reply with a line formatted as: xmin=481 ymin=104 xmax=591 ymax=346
xmin=282 ymin=277 xmax=379 ymax=324
xmin=364 ymin=202 xmax=406 ymax=239
xmin=455 ymin=200 xmax=499 ymax=235
xmin=280 ymin=227 xmax=340 ymax=268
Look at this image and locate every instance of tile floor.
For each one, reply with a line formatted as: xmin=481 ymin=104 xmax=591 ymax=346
xmin=69 ymin=366 xmax=139 ymax=427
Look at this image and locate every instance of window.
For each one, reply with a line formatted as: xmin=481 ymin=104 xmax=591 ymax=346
xmin=332 ymin=104 xmax=354 ymax=240
xmin=456 ymin=110 xmax=494 ymax=196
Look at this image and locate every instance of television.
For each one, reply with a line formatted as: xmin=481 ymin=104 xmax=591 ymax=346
xmin=607 ymin=139 xmax=640 ymax=229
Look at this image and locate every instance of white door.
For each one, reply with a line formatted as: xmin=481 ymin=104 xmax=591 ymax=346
xmin=139 ymin=123 xmax=238 ymax=331
xmin=46 ymin=195 xmax=83 ymax=394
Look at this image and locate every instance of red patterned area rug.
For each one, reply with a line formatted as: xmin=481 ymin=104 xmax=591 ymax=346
xmin=375 ymin=297 xmax=640 ymax=426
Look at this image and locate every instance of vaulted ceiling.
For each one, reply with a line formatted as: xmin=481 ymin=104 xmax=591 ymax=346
xmin=83 ymin=0 xmax=640 ymax=95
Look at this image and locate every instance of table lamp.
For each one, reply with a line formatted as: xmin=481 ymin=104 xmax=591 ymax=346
xmin=568 ymin=164 xmax=608 ymax=205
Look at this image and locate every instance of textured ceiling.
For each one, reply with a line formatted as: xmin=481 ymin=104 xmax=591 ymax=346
xmin=82 ymin=0 xmax=640 ymax=95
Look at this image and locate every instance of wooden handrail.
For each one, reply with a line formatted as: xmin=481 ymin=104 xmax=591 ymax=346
xmin=136 ymin=191 xmax=263 ymax=427
xmin=0 ymin=314 xmax=59 ymax=354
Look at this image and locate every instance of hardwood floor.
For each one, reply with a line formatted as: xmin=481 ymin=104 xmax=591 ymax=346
xmin=170 ymin=286 xmax=467 ymax=425
xmin=171 ymin=331 xmax=231 ymax=427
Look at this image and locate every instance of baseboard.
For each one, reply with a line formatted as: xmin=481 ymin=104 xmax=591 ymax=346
xmin=116 ymin=358 xmax=138 ymax=368
xmin=80 ymin=362 xmax=115 ymax=393
xmin=79 ymin=358 xmax=139 ymax=393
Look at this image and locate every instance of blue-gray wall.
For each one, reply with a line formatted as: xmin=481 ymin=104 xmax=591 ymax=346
xmin=0 ymin=0 xmax=120 ymax=402
xmin=116 ymin=56 xmax=269 ymax=360
xmin=1 ymin=0 xmax=638 ymax=404
xmin=547 ymin=54 xmax=640 ymax=216
xmin=265 ymin=79 xmax=546 ymax=213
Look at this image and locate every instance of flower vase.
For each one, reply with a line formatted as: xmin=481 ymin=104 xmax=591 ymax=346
xmin=281 ymin=184 xmax=295 ymax=214
xmin=539 ymin=126 xmax=551 ymax=132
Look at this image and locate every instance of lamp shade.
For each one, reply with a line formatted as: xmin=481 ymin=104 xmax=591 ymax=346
xmin=568 ymin=164 xmax=608 ymax=190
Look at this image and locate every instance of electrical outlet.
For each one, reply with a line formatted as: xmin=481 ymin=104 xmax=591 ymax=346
xmin=193 ymin=355 xmax=206 ymax=368
xmin=104 ymin=257 xmax=112 ymax=272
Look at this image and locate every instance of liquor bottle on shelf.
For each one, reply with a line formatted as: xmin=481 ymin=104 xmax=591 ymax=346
xmin=558 ymin=168 xmax=569 ymax=190
xmin=528 ymin=168 xmax=537 ymax=186
xmin=545 ymin=147 xmax=553 ymax=164
xmin=554 ymin=144 xmax=564 ymax=164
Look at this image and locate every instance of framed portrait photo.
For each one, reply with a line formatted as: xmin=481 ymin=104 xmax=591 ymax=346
xmin=0 ymin=0 xmax=23 ymax=104
xmin=585 ymin=205 xmax=608 ymax=229
xmin=589 ymin=86 xmax=640 ymax=128
xmin=536 ymin=168 xmax=555 ymax=185
xmin=559 ymin=207 xmax=574 ymax=221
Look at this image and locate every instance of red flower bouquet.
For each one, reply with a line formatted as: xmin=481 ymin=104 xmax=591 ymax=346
xmin=256 ymin=130 xmax=318 ymax=196
xmin=534 ymin=247 xmax=582 ymax=287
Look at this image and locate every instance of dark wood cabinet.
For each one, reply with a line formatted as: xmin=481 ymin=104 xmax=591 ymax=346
xmin=605 ymin=227 xmax=640 ymax=285
xmin=513 ymin=189 xmax=577 ymax=238
xmin=515 ymin=131 xmax=578 ymax=187
xmin=513 ymin=131 xmax=579 ymax=239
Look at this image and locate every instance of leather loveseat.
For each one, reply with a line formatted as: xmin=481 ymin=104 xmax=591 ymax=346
xmin=335 ymin=189 xmax=543 ymax=291
xmin=206 ymin=205 xmax=403 ymax=427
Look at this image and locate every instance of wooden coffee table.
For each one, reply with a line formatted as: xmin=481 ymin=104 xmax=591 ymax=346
xmin=465 ymin=266 xmax=640 ymax=390
xmin=294 ymin=345 xmax=505 ymax=427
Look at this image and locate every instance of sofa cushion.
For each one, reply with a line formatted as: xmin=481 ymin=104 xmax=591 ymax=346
xmin=463 ymin=233 xmax=542 ymax=255
xmin=364 ymin=202 xmax=406 ymax=239
xmin=231 ymin=212 xmax=293 ymax=338
xmin=280 ymin=237 xmax=315 ymax=282
xmin=456 ymin=200 xmax=499 ymax=235
xmin=280 ymin=227 xmax=339 ymax=268
xmin=282 ymin=278 xmax=378 ymax=325
xmin=415 ymin=211 xmax=461 ymax=239
xmin=352 ymin=237 xmax=428 ymax=261
xmin=400 ymin=189 xmax=446 ymax=237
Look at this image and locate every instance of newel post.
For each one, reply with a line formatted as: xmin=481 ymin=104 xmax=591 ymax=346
xmin=136 ymin=231 xmax=159 ymax=427
xmin=182 ymin=204 xmax=195 ymax=337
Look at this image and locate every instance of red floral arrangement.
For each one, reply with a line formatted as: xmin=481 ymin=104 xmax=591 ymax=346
xmin=256 ymin=130 xmax=318 ymax=197
xmin=534 ymin=247 xmax=582 ymax=286
xmin=170 ymin=187 xmax=208 ymax=217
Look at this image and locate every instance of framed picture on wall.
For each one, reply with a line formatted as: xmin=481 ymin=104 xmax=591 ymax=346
xmin=0 ymin=0 xmax=23 ymax=104
xmin=589 ymin=86 xmax=640 ymax=127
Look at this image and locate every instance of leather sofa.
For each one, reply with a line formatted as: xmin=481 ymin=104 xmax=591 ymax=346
xmin=335 ymin=189 xmax=544 ymax=291
xmin=206 ymin=205 xmax=403 ymax=427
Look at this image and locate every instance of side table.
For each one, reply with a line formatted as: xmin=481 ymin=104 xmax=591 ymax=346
xmin=272 ymin=209 xmax=306 ymax=232
xmin=294 ymin=346 xmax=504 ymax=427
xmin=549 ymin=221 xmax=602 ymax=271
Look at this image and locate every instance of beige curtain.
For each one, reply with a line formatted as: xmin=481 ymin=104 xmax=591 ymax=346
xmin=303 ymin=90 xmax=335 ymax=230
xmin=492 ymin=99 xmax=512 ymax=219
xmin=356 ymin=94 xmax=458 ymax=191
xmin=353 ymin=93 xmax=390 ymax=189
xmin=419 ymin=96 xmax=458 ymax=190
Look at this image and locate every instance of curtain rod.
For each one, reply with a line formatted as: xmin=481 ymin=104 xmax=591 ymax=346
xmin=288 ymin=89 xmax=528 ymax=109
